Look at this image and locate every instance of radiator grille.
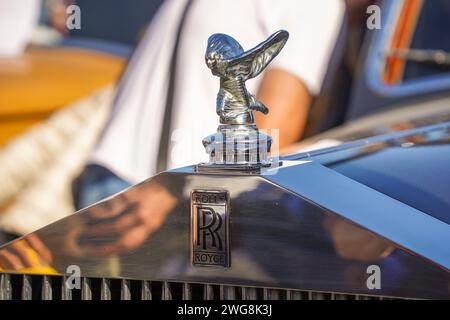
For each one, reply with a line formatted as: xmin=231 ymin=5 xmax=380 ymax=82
xmin=0 ymin=273 xmax=394 ymax=300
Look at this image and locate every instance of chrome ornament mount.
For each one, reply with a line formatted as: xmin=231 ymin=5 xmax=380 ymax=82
xmin=199 ymin=30 xmax=289 ymax=172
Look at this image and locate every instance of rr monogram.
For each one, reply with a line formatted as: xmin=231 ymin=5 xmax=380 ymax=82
xmin=197 ymin=207 xmax=223 ymax=251
xmin=191 ymin=190 xmax=229 ymax=267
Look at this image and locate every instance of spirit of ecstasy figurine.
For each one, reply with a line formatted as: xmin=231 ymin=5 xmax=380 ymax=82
xmin=201 ymin=30 xmax=289 ymax=170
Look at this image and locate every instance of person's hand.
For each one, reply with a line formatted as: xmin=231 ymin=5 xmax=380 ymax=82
xmin=0 ymin=234 xmax=52 ymax=270
xmin=72 ymin=182 xmax=177 ymax=257
xmin=323 ymin=216 xmax=395 ymax=262
xmin=47 ymin=0 xmax=75 ymax=35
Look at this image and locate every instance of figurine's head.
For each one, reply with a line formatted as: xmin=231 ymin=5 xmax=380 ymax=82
xmin=205 ymin=30 xmax=289 ymax=80
xmin=205 ymin=33 xmax=243 ymax=77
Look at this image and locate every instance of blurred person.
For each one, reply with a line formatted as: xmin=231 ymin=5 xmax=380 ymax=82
xmin=31 ymin=0 xmax=74 ymax=45
xmin=74 ymin=0 xmax=345 ymax=209
xmin=44 ymin=0 xmax=74 ymax=36
xmin=0 ymin=0 xmax=41 ymax=57
xmin=300 ymin=0 xmax=376 ymax=138
xmin=0 ymin=87 xmax=116 ymax=241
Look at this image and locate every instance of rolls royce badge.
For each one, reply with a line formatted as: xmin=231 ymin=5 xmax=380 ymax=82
xmin=191 ymin=190 xmax=230 ymax=267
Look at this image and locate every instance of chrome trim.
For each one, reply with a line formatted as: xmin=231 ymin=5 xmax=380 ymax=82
xmin=0 ymin=274 xmax=404 ymax=300
xmin=204 ymin=284 xmax=215 ymax=300
xmin=162 ymin=281 xmax=172 ymax=300
xmin=62 ymin=276 xmax=72 ymax=300
xmin=0 ymin=163 xmax=447 ymax=298
xmin=264 ymin=161 xmax=450 ymax=270
xmin=141 ymin=280 xmax=152 ymax=300
xmin=283 ymin=121 xmax=450 ymax=161
xmin=81 ymin=277 xmax=92 ymax=300
xmin=0 ymin=274 xmax=12 ymax=300
xmin=101 ymin=278 xmax=111 ymax=300
xmin=121 ymin=279 xmax=131 ymax=300
xmin=220 ymin=285 xmax=236 ymax=300
xmin=241 ymin=287 xmax=258 ymax=300
xmin=182 ymin=282 xmax=191 ymax=300
xmin=22 ymin=275 xmax=32 ymax=300
xmin=42 ymin=275 xmax=52 ymax=300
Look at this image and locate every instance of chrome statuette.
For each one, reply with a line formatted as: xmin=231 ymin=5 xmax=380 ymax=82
xmin=201 ymin=30 xmax=289 ymax=170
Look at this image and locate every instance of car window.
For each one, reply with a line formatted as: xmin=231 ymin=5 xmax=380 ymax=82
xmin=365 ymin=0 xmax=450 ymax=98
xmin=403 ymin=0 xmax=450 ymax=80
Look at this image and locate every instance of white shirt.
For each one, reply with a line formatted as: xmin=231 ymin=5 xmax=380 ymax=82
xmin=0 ymin=0 xmax=40 ymax=57
xmin=91 ymin=0 xmax=345 ymax=184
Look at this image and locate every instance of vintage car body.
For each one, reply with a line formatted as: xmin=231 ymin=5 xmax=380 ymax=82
xmin=0 ymin=109 xmax=449 ymax=300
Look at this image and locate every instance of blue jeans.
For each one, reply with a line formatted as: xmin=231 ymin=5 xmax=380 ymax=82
xmin=73 ymin=164 xmax=131 ymax=210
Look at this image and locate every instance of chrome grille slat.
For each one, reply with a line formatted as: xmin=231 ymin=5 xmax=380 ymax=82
xmin=42 ymin=275 xmax=52 ymax=300
xmin=162 ymin=281 xmax=172 ymax=300
xmin=287 ymin=290 xmax=306 ymax=300
xmin=356 ymin=294 xmax=375 ymax=300
xmin=121 ymin=279 xmax=131 ymax=300
xmin=204 ymin=284 xmax=215 ymax=300
xmin=101 ymin=278 xmax=111 ymax=300
xmin=141 ymin=281 xmax=152 ymax=300
xmin=264 ymin=288 xmax=282 ymax=300
xmin=309 ymin=291 xmax=329 ymax=300
xmin=81 ymin=277 xmax=92 ymax=300
xmin=22 ymin=275 xmax=32 ymax=300
xmin=0 ymin=274 xmax=12 ymax=300
xmin=0 ymin=273 xmax=408 ymax=300
xmin=220 ymin=285 xmax=236 ymax=300
xmin=182 ymin=283 xmax=192 ymax=300
xmin=241 ymin=287 xmax=258 ymax=300
xmin=62 ymin=276 xmax=72 ymax=300
xmin=332 ymin=293 xmax=351 ymax=300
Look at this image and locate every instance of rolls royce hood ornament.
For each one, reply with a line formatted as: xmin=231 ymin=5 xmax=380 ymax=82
xmin=200 ymin=30 xmax=289 ymax=171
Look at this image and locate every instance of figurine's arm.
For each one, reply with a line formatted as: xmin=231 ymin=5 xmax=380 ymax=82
xmin=248 ymin=94 xmax=268 ymax=114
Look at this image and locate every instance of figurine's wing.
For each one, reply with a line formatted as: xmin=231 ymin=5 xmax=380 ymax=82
xmin=226 ymin=30 xmax=289 ymax=80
